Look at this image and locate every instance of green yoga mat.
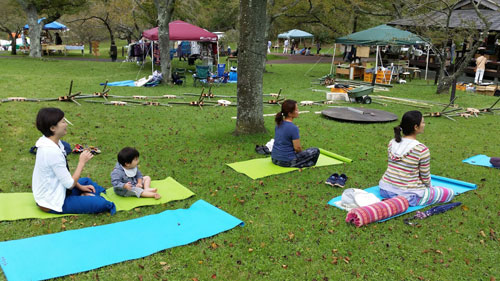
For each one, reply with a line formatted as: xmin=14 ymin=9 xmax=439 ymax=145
xmin=0 ymin=177 xmax=194 ymax=221
xmin=227 ymin=148 xmax=352 ymax=179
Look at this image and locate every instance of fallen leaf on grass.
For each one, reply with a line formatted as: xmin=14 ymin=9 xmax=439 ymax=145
xmin=248 ymin=248 xmax=254 ymax=252
xmin=159 ymin=262 xmax=167 ymax=265
xmin=461 ymin=205 xmax=469 ymax=211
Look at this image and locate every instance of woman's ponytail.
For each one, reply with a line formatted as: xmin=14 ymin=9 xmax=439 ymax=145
xmin=394 ymin=125 xmax=402 ymax=143
xmin=275 ymin=111 xmax=284 ymax=126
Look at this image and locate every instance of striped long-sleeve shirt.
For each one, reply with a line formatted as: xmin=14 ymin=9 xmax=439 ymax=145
xmin=381 ymin=139 xmax=431 ymax=190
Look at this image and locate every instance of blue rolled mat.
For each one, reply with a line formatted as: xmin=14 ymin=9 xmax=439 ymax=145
xmin=0 ymin=200 xmax=244 ymax=281
xmin=462 ymin=154 xmax=494 ymax=168
xmin=100 ymin=80 xmax=136 ymax=87
xmin=328 ymin=175 xmax=476 ymax=222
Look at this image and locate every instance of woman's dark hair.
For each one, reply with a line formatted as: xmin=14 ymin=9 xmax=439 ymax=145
xmin=394 ymin=110 xmax=423 ymax=142
xmin=118 ymin=147 xmax=140 ymax=166
xmin=275 ymin=99 xmax=297 ymax=126
xmin=36 ymin=107 xmax=65 ymax=137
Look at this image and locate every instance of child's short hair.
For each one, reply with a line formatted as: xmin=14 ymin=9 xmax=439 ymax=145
xmin=36 ymin=107 xmax=65 ymax=137
xmin=118 ymin=147 xmax=140 ymax=166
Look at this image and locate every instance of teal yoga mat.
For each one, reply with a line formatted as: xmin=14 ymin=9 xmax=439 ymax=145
xmin=227 ymin=148 xmax=352 ymax=179
xmin=462 ymin=155 xmax=495 ymax=168
xmin=328 ymin=175 xmax=476 ymax=222
xmin=0 ymin=200 xmax=243 ymax=281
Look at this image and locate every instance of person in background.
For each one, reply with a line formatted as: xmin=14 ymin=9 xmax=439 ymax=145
xmin=55 ymin=33 xmax=62 ymax=45
xmin=475 ymin=49 xmax=487 ymax=85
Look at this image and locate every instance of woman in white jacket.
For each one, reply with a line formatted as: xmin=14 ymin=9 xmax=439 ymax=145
xmin=32 ymin=108 xmax=115 ymax=214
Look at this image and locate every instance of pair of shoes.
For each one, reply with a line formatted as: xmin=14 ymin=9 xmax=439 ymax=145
xmin=72 ymin=144 xmax=101 ymax=155
xmin=325 ymin=173 xmax=348 ymax=188
xmin=88 ymin=146 xmax=101 ymax=155
xmin=255 ymin=145 xmax=271 ymax=155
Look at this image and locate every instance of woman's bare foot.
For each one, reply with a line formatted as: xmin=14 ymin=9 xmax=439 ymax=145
xmin=81 ymin=193 xmax=95 ymax=196
xmin=154 ymin=193 xmax=161 ymax=200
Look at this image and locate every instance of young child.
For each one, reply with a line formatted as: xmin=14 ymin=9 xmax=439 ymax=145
xmin=111 ymin=147 xmax=161 ymax=199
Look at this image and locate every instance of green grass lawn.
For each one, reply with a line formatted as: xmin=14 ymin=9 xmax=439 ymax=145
xmin=0 ymin=57 xmax=499 ymax=280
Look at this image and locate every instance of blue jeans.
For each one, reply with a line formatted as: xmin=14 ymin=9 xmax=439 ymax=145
xmin=272 ymin=147 xmax=320 ymax=168
xmin=49 ymin=178 xmax=116 ymax=215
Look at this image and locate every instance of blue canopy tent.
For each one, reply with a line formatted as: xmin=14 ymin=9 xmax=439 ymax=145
xmin=277 ymin=29 xmax=314 ymax=39
xmin=277 ymin=29 xmax=314 ymax=50
xmin=24 ymin=18 xmax=68 ymax=30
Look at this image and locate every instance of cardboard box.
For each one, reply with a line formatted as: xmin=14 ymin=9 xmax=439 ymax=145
xmin=476 ymin=85 xmax=497 ymax=96
xmin=357 ymin=46 xmax=370 ymax=58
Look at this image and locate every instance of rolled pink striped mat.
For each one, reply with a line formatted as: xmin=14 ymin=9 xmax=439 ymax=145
xmin=345 ymin=196 xmax=409 ymax=227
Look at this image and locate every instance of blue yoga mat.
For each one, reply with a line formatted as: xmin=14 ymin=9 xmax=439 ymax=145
xmin=0 ymin=200 xmax=244 ymax=281
xmin=462 ymin=155 xmax=494 ymax=168
xmin=100 ymin=80 xmax=136 ymax=87
xmin=328 ymin=175 xmax=477 ymax=222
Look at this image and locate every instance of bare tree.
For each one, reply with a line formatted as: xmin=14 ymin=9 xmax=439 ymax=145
xmin=235 ymin=0 xmax=268 ymax=135
xmin=155 ymin=0 xmax=175 ymax=84
xmin=0 ymin=0 xmax=25 ymax=55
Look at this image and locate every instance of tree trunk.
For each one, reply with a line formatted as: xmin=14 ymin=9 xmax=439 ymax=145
xmin=156 ymin=0 xmax=175 ymax=84
xmin=235 ymin=0 xmax=268 ymax=135
xmin=8 ymin=33 xmax=17 ymax=55
xmin=25 ymin=4 xmax=43 ymax=58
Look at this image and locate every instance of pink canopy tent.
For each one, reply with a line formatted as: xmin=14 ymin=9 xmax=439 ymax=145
xmin=142 ymin=20 xmax=218 ymax=42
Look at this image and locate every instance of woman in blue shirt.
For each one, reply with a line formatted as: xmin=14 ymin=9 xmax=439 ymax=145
xmin=271 ymin=100 xmax=320 ymax=168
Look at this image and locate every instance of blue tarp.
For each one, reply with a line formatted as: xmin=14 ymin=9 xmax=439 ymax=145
xmin=0 ymin=200 xmax=244 ymax=281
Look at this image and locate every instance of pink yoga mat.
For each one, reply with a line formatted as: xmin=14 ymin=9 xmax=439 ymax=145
xmin=345 ymin=196 xmax=409 ymax=227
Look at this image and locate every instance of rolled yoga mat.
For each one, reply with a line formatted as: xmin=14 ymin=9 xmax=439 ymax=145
xmin=328 ymin=175 xmax=477 ymax=222
xmin=227 ymin=148 xmax=352 ymax=179
xmin=0 ymin=199 xmax=244 ymax=281
xmin=345 ymin=196 xmax=409 ymax=227
xmin=0 ymin=177 xmax=194 ymax=221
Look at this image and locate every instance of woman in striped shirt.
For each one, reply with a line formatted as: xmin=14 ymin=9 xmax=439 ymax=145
xmin=379 ymin=111 xmax=455 ymax=206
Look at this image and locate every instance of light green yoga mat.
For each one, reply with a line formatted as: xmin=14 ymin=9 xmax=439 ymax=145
xmin=227 ymin=148 xmax=352 ymax=179
xmin=0 ymin=177 xmax=194 ymax=221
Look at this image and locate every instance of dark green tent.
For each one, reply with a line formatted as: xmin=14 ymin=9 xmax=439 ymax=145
xmin=335 ymin=24 xmax=427 ymax=46
xmin=330 ymin=24 xmax=430 ymax=81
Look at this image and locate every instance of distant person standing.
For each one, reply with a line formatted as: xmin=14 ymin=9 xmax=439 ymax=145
xmin=283 ymin=39 xmax=289 ymax=54
xmin=267 ymin=40 xmax=272 ymax=53
xmin=475 ymin=50 xmax=487 ymax=85
xmin=316 ymin=42 xmax=321 ymax=55
xmin=55 ymin=33 xmax=62 ymax=45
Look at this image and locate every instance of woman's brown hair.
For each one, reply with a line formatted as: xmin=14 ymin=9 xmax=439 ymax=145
xmin=275 ymin=99 xmax=297 ymax=126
